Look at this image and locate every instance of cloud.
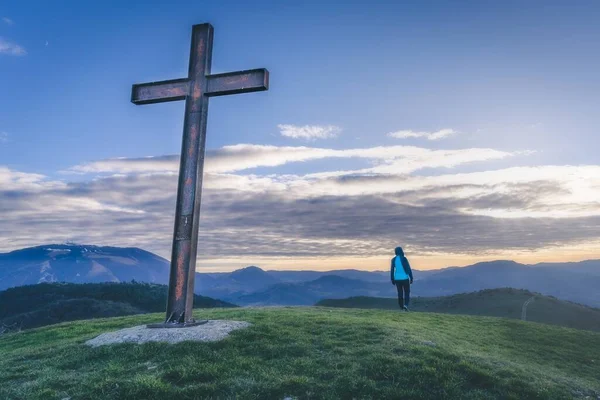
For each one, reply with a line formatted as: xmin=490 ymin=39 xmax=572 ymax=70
xmin=1 ymin=168 xmax=599 ymax=263
xmin=278 ymin=124 xmax=341 ymax=140
xmin=2 ymin=138 xmax=599 ymax=265
xmin=0 ymin=167 xmax=143 ymax=215
xmin=3 ymin=153 xmax=600 ymax=263
xmin=67 ymin=155 xmax=180 ymax=175
xmin=0 ymin=132 xmax=7 ymax=143
xmin=66 ymin=144 xmax=516 ymax=175
xmin=0 ymin=166 xmax=56 ymax=190
xmin=0 ymin=37 xmax=26 ymax=56
xmin=192 ymin=189 xmax=600 ymax=256
xmin=195 ymin=165 xmax=600 ymax=221
xmin=388 ymin=128 xmax=456 ymax=140
xmin=2 ymin=17 xmax=13 ymax=26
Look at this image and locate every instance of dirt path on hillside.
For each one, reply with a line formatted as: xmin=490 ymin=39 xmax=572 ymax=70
xmin=521 ymin=296 xmax=535 ymax=321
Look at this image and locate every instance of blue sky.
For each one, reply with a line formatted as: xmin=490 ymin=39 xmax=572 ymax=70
xmin=1 ymin=1 xmax=599 ymax=271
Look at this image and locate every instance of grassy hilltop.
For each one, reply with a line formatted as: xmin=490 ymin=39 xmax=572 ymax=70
xmin=1 ymin=308 xmax=599 ymax=399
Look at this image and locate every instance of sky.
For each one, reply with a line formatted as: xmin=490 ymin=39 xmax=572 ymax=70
xmin=1 ymin=0 xmax=599 ymax=272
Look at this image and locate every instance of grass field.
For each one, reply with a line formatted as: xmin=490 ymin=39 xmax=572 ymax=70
xmin=316 ymin=288 xmax=600 ymax=332
xmin=0 ymin=307 xmax=599 ymax=399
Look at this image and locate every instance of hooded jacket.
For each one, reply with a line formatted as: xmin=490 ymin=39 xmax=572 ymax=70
xmin=390 ymin=247 xmax=413 ymax=283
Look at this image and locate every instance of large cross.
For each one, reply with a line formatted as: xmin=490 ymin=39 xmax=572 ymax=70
xmin=131 ymin=23 xmax=269 ymax=327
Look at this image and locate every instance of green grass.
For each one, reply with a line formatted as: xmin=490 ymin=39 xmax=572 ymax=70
xmin=0 ymin=307 xmax=599 ymax=399
xmin=317 ymin=288 xmax=600 ymax=332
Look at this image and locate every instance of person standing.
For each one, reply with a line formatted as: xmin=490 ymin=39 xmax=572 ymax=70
xmin=390 ymin=247 xmax=414 ymax=311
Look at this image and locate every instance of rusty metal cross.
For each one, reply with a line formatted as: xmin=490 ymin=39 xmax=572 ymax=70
xmin=131 ymin=23 xmax=269 ymax=328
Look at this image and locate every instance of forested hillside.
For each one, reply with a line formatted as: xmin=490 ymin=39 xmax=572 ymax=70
xmin=0 ymin=282 xmax=236 ymax=333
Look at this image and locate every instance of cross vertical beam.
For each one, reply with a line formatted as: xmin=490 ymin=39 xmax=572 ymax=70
xmin=131 ymin=23 xmax=269 ymax=327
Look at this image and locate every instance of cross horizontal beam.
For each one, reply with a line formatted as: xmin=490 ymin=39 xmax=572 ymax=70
xmin=131 ymin=68 xmax=268 ymax=104
xmin=131 ymin=78 xmax=189 ymax=105
xmin=205 ymin=68 xmax=269 ymax=97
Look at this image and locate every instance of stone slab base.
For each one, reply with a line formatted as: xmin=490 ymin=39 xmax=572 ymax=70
xmin=85 ymin=320 xmax=250 ymax=347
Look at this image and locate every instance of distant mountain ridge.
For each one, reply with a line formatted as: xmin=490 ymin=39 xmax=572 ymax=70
xmin=1 ymin=244 xmax=599 ymax=307
xmin=202 ymin=260 xmax=600 ymax=307
xmin=411 ymin=259 xmax=600 ymax=307
xmin=0 ymin=244 xmax=170 ymax=291
xmin=232 ymin=275 xmax=390 ymax=306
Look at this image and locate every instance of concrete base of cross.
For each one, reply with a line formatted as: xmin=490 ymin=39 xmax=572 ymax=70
xmin=146 ymin=319 xmax=208 ymax=329
xmin=85 ymin=320 xmax=251 ymax=347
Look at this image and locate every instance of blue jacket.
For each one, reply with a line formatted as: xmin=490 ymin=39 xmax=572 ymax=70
xmin=390 ymin=256 xmax=413 ymax=283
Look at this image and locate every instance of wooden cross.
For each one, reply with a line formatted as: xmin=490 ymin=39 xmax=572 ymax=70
xmin=131 ymin=23 xmax=269 ymax=327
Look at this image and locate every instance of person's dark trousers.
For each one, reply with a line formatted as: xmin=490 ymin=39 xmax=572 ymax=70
xmin=395 ymin=279 xmax=410 ymax=308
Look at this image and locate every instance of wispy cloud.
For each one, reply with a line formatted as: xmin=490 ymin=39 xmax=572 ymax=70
xmin=0 ymin=132 xmax=8 ymax=143
xmin=388 ymin=128 xmax=456 ymax=141
xmin=66 ymin=144 xmax=516 ymax=175
xmin=2 ymin=17 xmax=13 ymax=26
xmin=0 ymin=37 xmax=26 ymax=56
xmin=278 ymin=124 xmax=341 ymax=140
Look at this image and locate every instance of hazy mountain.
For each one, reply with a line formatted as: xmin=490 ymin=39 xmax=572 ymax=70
xmin=0 ymin=244 xmax=170 ymax=291
xmin=195 ymin=265 xmax=281 ymax=299
xmin=265 ymin=269 xmax=390 ymax=283
xmin=231 ymin=275 xmax=396 ymax=306
xmin=411 ymin=260 xmax=600 ymax=307
xmin=532 ymin=260 xmax=600 ymax=276
xmin=211 ymin=261 xmax=600 ymax=307
xmin=194 ymin=268 xmax=397 ymax=299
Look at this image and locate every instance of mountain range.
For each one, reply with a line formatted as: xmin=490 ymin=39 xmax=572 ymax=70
xmin=1 ymin=244 xmax=599 ymax=307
